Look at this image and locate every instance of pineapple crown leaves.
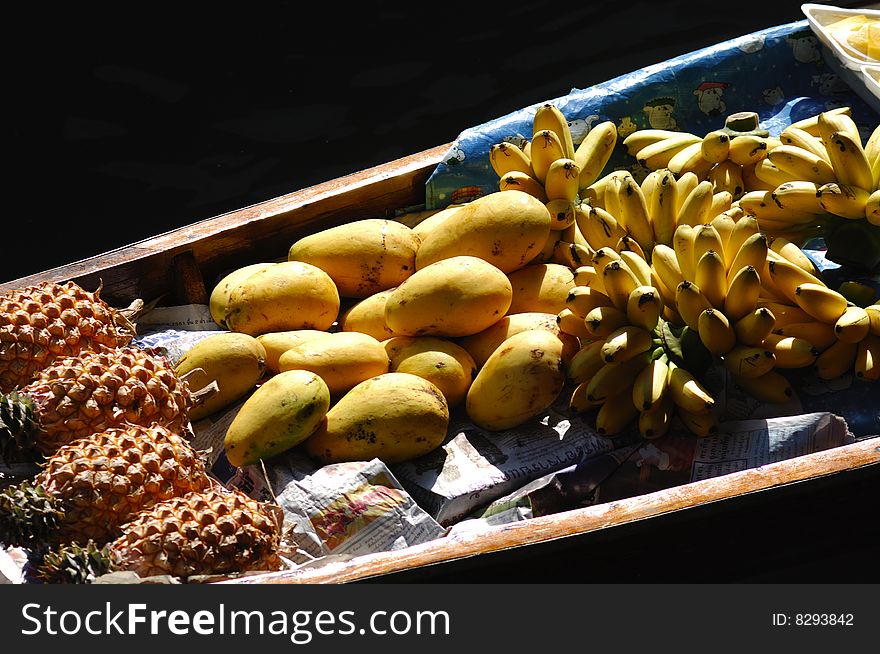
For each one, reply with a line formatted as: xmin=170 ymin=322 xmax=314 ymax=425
xmin=30 ymin=539 xmax=117 ymax=584
xmin=0 ymin=392 xmax=39 ymax=462
xmin=0 ymin=480 xmax=62 ymax=548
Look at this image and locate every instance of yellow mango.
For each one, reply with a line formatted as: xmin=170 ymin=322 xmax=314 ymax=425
xmin=225 ymin=261 xmax=340 ymax=336
xmin=384 ymin=336 xmax=477 ymax=407
xmin=337 ymin=288 xmax=402 ymax=341
xmin=384 ymin=255 xmax=513 ymax=337
xmin=414 ymin=190 xmax=552 ymax=273
xmin=256 ymin=330 xmax=334 ymax=374
xmin=411 ymin=203 xmax=466 ymax=240
xmin=288 ymin=219 xmax=421 ymax=298
xmin=277 ymin=331 xmax=390 ymax=396
xmin=506 ymin=262 xmax=577 ymax=315
xmin=465 ymin=329 xmax=566 ymax=431
xmin=224 ymin=369 xmax=331 ymax=467
xmin=174 ymin=332 xmax=267 ymax=422
xmin=457 ymin=311 xmax=580 ymax=368
xmin=208 ymin=262 xmax=276 ymax=328
xmin=304 ymin=372 xmax=449 ymax=465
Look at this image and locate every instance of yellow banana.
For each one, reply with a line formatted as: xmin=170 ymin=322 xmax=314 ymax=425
xmin=724 ymin=264 xmax=761 ymax=322
xmin=632 ymin=356 xmax=670 ymax=412
xmin=692 ymin=223 xmax=725 ymax=272
xmin=595 ymin=387 xmax=640 ymax=436
xmin=854 ymin=334 xmax=880 ymax=381
xmin=677 ymin=407 xmax=719 ymax=438
xmin=584 ymin=353 xmax=652 ymax=403
xmin=734 ymin=307 xmax=776 ymax=346
xmin=676 ymin=180 xmax=715 ymax=227
xmin=709 ymin=213 xmax=736 ymax=253
xmin=753 ymin=158 xmax=798 ymax=187
xmin=695 ymin=250 xmax=727 ymax=310
xmin=584 ymin=304 xmax=629 ymax=340
xmin=701 ymin=129 xmax=731 ymax=164
xmin=834 ymin=305 xmax=871 ymax=344
xmin=675 ymin=172 xmax=701 ymax=215
xmin=544 ymin=159 xmax=581 ymax=203
xmin=623 ymin=129 xmax=683 ymax=156
xmin=532 ymin=229 xmax=562 ymax=264
xmin=637 ymin=133 xmax=702 ymax=170
xmin=638 ymin=395 xmax=674 ymax=440
xmin=866 ymin=190 xmax=880 ymax=226
xmin=725 ymin=215 xmax=760 ymax=262
xmin=668 ymin=141 xmax=713 ymax=178
xmin=738 ymin=190 xmax=828 ymax=227
xmin=816 ymin=182 xmax=872 ymax=220
xmin=591 ymin=246 xmax=622 ymax=270
xmin=577 ymin=205 xmax=626 ymax=250
xmin=794 ymin=282 xmax=849 ymax=324
xmin=551 ymin=240 xmax=583 ymax=268
xmin=698 ymin=307 xmax=736 ymax=355
xmin=616 ymin=234 xmax=648 ymax=261
xmin=770 ymin=180 xmax=826 ymax=214
xmin=872 ymin=154 xmax=880 ymax=192
xmin=530 ymin=129 xmax=566 ymax=183
xmin=788 ymin=106 xmax=851 ymax=136
xmin=490 ymin=142 xmax=536 ymax=179
xmin=672 ymin=224 xmax=697 ymax=283
xmin=779 ymin=126 xmax=831 ymax=163
xmin=569 ymin=380 xmax=603 ymax=415
xmin=741 ymin=162 xmax=777 ymax=192
xmin=565 ymin=284 xmax=614 ymax=317
xmin=557 ymin=307 xmax=593 ymax=339
xmin=627 ymin=285 xmax=663 ymax=331
xmin=615 ymin=176 xmax=656 ymax=252
xmin=601 ymin=325 xmax=654 ymax=363
xmin=767 ymin=258 xmax=824 ymax=303
xmin=815 ymin=338 xmax=858 ymax=380
xmin=566 ymin=339 xmax=607 ymax=385
xmin=867 ymin=304 xmax=880 ymax=336
xmin=728 ymin=134 xmax=771 ymax=166
xmin=772 ymin=321 xmax=838 ymax=351
xmin=732 ymin=370 xmax=794 ymax=403
xmin=499 ymin=170 xmax=549 ymax=202
xmin=674 ymin=280 xmax=712 ymax=331
xmin=651 ymin=243 xmax=684 ymax=292
xmin=562 ymin=218 xmax=588 ymax=251
xmin=837 ymin=281 xmax=878 ymax=308
xmin=764 ymin=333 xmax=819 ymax=368
xmin=649 ymin=169 xmax=677 ymax=246
xmin=768 ymin=236 xmax=819 ymax=275
xmin=727 ymin=230 xmax=766 ymax=281
xmin=709 ymin=190 xmax=734 ymax=217
xmin=863 ymin=124 xmax=880 ymax=166
xmin=619 ymin=250 xmax=652 ymax=286
xmin=640 ymin=169 xmax=662 ymax=207
xmin=816 ymin=110 xmax=863 ymax=152
xmin=708 ymin=160 xmax=744 ymax=198
xmin=667 ymin=361 xmax=715 ymax=414
xmin=573 ymin=264 xmax=605 ymax=292
xmin=602 ymin=259 xmax=642 ymax=310
xmin=723 ymin=344 xmax=776 ymax=378
xmin=533 ymin=103 xmax=575 ymax=160
xmin=546 ymin=198 xmax=578 ymax=230
xmin=575 ymin=121 xmax=618 ymax=190
xmin=767 ymin=145 xmax=837 ymax=186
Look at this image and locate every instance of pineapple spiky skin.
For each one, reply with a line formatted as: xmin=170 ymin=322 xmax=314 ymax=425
xmin=0 ymin=423 xmax=212 ymax=549
xmin=0 ymin=345 xmax=193 ymax=458
xmin=34 ymin=488 xmax=285 ymax=583
xmin=0 ymin=281 xmax=135 ymax=393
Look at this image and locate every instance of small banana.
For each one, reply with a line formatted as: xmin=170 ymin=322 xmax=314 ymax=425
xmin=573 ymin=264 xmax=606 ymax=292
xmin=602 ymin=259 xmax=642 ymax=311
xmin=724 ymin=265 xmax=761 ymax=322
xmin=532 ymin=229 xmax=562 ymax=264
xmin=640 ymin=169 xmax=662 ymax=207
xmin=779 ymin=126 xmax=831 ymax=163
xmin=530 ymin=129 xmax=566 ymax=183
xmin=788 ymin=106 xmax=851 ymax=136
xmin=728 ymin=134 xmax=771 ymax=166
xmin=566 ymin=339 xmax=607 ymax=384
xmin=863 ymin=124 xmax=880 ymax=166
xmin=638 ymin=396 xmax=674 ymax=440
xmin=544 ymin=158 xmax=582 ymax=203
xmin=695 ymin=250 xmax=727 ymax=310
xmin=584 ymin=304 xmax=629 ymax=340
xmin=794 ymin=282 xmax=849 ymax=324
xmin=533 ymin=103 xmax=576 ymax=160
xmin=709 ymin=190 xmax=734 ymax=217
xmin=595 ymin=388 xmax=640 ymax=436
xmin=675 ymin=280 xmax=713 ymax=331
xmin=854 ymin=334 xmax=880 ymax=381
xmin=546 ymin=198 xmax=578 ymax=230
xmin=584 ymin=353 xmax=651 ymax=403
xmin=636 ymin=133 xmax=702 ymax=170
xmin=723 ymin=344 xmax=776 ymax=378
xmin=651 ymin=243 xmax=684 ymax=292
xmin=773 ymin=321 xmax=838 ymax=351
xmin=816 ymin=110 xmax=863 ymax=151
xmin=764 ymin=334 xmax=819 ymax=368
xmin=569 ymin=380 xmax=603 ymax=415
xmin=623 ymin=129 xmax=683 ymax=156
xmin=676 ymin=180 xmax=715 ymax=227
xmin=591 ymin=245 xmax=622 ymax=268
xmin=557 ymin=307 xmax=593 ymax=339
xmin=677 ymin=407 xmax=719 ymax=438
xmin=576 ymin=121 xmax=618 ymax=190
xmin=767 ymin=145 xmax=837 ymax=186
xmin=619 ymin=250 xmax=653 ymax=287
xmin=616 ymin=175 xmax=656 ymax=252
xmin=834 ymin=305 xmax=871 ymax=344
xmin=563 ymin=219 xmax=590 ymax=248
xmin=701 ymin=129 xmax=731 ymax=164
xmin=725 ymin=216 xmax=760 ymax=262
xmin=667 ymin=361 xmax=715 ymax=414
xmin=692 ymin=223 xmax=725 ymax=272
xmin=753 ymin=158 xmax=798 ymax=187
xmin=499 ymin=170 xmax=549 ymax=202
xmin=709 ymin=213 xmax=736 ymax=253
xmin=616 ymin=234 xmax=648 ymax=261
xmin=732 ymin=370 xmax=794 ymax=404
xmin=626 ymin=285 xmax=663 ymax=331
xmin=866 ymin=190 xmax=880 ymax=226
xmin=741 ymin=162 xmax=777 ymax=192
xmin=649 ymin=169 xmax=678 ymax=246
xmin=816 ymin=182 xmax=872 ymax=220
xmin=699 ymin=308 xmax=736 ymax=355
xmin=734 ymin=307 xmax=776 ymax=346
xmin=768 ymin=236 xmax=819 ymax=275
xmin=601 ymin=325 xmax=654 ymax=363
xmin=667 ymin=141 xmax=712 ymax=178
xmin=867 ymin=304 xmax=880 ymax=336
xmin=815 ymin=338 xmax=858 ymax=380
xmin=755 ymin=302 xmax=813 ymax=327
xmin=672 ymin=224 xmax=697 ymax=283
xmin=675 ymin=172 xmax=701 ymax=214
xmin=632 ymin=356 xmax=670 ymax=412
xmin=577 ymin=205 xmax=626 ymax=250
xmin=770 ymin=180 xmax=825 ymax=214
xmin=708 ymin=160 xmax=744 ymax=198
xmin=767 ymin=258 xmax=824 ymax=304
xmin=565 ymin=284 xmax=614 ymax=317
xmin=490 ymin=142 xmax=536 ymax=179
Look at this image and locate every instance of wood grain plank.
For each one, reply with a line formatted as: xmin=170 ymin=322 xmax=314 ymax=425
xmin=222 ymin=437 xmax=880 ymax=585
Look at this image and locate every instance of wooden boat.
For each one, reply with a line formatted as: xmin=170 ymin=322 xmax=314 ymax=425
xmin=3 ymin=144 xmax=879 ymax=584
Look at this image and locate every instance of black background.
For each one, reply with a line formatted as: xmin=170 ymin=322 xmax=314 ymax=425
xmin=5 ymin=0 xmax=871 ymax=284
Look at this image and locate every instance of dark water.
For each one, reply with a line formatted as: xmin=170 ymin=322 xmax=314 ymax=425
xmin=5 ymin=0 xmax=866 ymax=283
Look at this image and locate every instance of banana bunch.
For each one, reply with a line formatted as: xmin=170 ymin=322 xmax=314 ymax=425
xmin=559 ymin=245 xmax=719 ymax=440
xmin=490 ymin=103 xmax=618 ymax=232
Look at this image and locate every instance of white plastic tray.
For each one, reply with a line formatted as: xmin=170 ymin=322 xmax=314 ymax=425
xmin=802 ymin=3 xmax=880 ymax=70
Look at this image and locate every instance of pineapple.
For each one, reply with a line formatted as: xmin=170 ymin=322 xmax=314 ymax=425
xmin=0 ymin=345 xmax=194 ymax=459
xmin=33 ymin=488 xmax=285 ymax=583
xmin=0 ymin=281 xmax=137 ymax=393
xmin=0 ymin=423 xmax=211 ymax=549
